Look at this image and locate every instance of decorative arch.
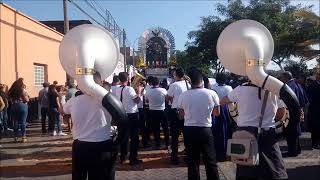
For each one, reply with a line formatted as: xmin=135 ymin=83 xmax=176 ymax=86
xmin=137 ymin=27 xmax=175 ymax=65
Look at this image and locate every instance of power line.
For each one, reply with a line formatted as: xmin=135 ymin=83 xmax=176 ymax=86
xmin=84 ymin=0 xmax=107 ymax=23
xmin=68 ymin=0 xmax=105 ymax=27
xmin=91 ymin=0 xmax=105 ymax=16
xmin=68 ymin=0 xmax=130 ymax=46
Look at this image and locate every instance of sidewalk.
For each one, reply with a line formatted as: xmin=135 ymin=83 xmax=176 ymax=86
xmin=0 ymin=122 xmax=319 ymax=180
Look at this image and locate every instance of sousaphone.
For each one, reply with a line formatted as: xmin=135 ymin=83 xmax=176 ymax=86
xmin=59 ymin=24 xmax=129 ymax=145
xmin=217 ymin=19 xmax=300 ymax=165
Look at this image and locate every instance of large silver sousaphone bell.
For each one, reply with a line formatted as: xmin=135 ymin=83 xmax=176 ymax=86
xmin=217 ymin=20 xmax=300 ymax=165
xmin=59 ymin=24 xmax=129 ymax=145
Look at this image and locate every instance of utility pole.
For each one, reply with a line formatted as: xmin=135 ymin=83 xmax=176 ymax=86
xmin=63 ymin=0 xmax=73 ymax=84
xmin=123 ymin=29 xmax=127 ymax=72
xmin=63 ymin=0 xmax=69 ymax=34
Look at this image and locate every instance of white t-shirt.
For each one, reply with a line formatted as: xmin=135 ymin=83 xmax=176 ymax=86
xmin=228 ymin=85 xmax=285 ymax=128
xmin=115 ymin=86 xmax=138 ymax=113
xmin=178 ymin=88 xmax=220 ymax=127
xmin=110 ymin=85 xmax=120 ymax=95
xmin=167 ymin=80 xmax=191 ymax=108
xmin=145 ymin=87 xmax=167 ymax=110
xmin=212 ymin=85 xmax=233 ymax=99
xmin=63 ymin=94 xmax=111 ymax=142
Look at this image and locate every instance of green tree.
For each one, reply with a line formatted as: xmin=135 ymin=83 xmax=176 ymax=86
xmin=175 ymin=50 xmax=213 ymax=77
xmin=183 ymin=0 xmax=319 ymax=72
xmin=284 ymin=60 xmax=312 ymax=78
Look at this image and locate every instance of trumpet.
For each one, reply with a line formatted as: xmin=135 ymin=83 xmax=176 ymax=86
xmin=183 ymin=75 xmax=191 ymax=83
xmin=131 ymin=72 xmax=145 ymax=93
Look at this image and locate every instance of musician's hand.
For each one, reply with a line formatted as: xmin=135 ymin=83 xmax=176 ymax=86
xmin=137 ymin=86 xmax=144 ymax=96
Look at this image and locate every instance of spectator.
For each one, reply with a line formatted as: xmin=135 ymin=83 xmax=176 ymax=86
xmin=280 ymin=71 xmax=309 ymax=157
xmin=38 ymin=82 xmax=50 ymax=134
xmin=0 ymin=84 xmax=9 ymax=136
xmin=307 ymin=70 xmax=320 ymax=149
xmin=8 ymin=78 xmax=29 ymax=142
xmin=48 ymin=84 xmax=66 ymax=136
xmin=212 ymin=73 xmax=233 ymax=162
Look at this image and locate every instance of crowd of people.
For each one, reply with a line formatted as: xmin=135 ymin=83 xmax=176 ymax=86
xmin=0 ymin=79 xmax=76 ymax=142
xmin=0 ymin=67 xmax=319 ymax=180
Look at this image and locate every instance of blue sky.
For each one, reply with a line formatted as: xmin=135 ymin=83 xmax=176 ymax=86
xmin=2 ymin=0 xmax=319 ymax=51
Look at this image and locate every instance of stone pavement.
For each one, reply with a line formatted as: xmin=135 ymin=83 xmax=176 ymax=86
xmin=0 ymin=122 xmax=319 ymax=180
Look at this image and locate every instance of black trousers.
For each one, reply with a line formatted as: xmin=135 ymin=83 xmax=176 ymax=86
xmin=236 ymin=127 xmax=288 ymax=180
xmin=149 ymin=110 xmax=170 ymax=147
xmin=168 ymin=108 xmax=184 ymax=158
xmin=286 ymin=134 xmax=301 ymax=155
xmin=48 ymin=108 xmax=55 ymax=133
xmin=40 ymin=107 xmax=49 ymax=133
xmin=139 ymin=108 xmax=151 ymax=146
xmin=120 ymin=113 xmax=140 ymax=162
xmin=184 ymin=126 xmax=220 ymax=180
xmin=72 ymin=139 xmax=115 ymax=180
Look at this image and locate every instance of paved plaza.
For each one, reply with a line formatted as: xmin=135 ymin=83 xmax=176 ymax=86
xmin=0 ymin=122 xmax=319 ymax=180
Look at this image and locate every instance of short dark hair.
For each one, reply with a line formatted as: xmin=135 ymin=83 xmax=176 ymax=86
xmin=112 ymin=75 xmax=120 ymax=83
xmin=281 ymin=71 xmax=293 ymax=80
xmin=188 ymin=68 xmax=203 ymax=86
xmin=119 ymin=72 xmax=129 ymax=83
xmin=146 ymin=76 xmax=153 ymax=84
xmin=152 ymin=77 xmax=160 ymax=86
xmin=175 ymin=68 xmax=185 ymax=78
xmin=216 ymin=73 xmax=227 ymax=85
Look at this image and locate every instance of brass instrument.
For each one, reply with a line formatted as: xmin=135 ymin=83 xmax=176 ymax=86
xmin=131 ymin=72 xmax=145 ymax=94
xmin=183 ymin=75 xmax=191 ymax=83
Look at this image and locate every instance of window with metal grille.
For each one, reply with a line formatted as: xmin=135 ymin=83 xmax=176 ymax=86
xmin=34 ymin=64 xmax=46 ymax=86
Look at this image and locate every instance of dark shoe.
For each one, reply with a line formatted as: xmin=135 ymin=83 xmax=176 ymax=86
xmin=129 ymin=159 xmax=142 ymax=166
xmin=312 ymin=144 xmax=320 ymax=149
xmin=170 ymin=157 xmax=180 ymax=165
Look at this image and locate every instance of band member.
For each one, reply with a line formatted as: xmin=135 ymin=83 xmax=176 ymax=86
xmin=115 ymin=72 xmax=143 ymax=165
xmin=178 ymin=68 xmax=220 ymax=180
xmin=145 ymin=77 xmax=170 ymax=149
xmin=220 ymin=81 xmax=288 ymax=180
xmin=212 ymin=73 xmax=233 ymax=161
xmin=110 ymin=75 xmax=120 ymax=94
xmin=141 ymin=76 xmax=153 ymax=147
xmin=63 ymin=72 xmax=116 ymax=180
xmin=166 ymin=68 xmax=190 ymax=165
xmin=136 ymin=80 xmax=147 ymax=148
xmin=280 ymin=71 xmax=309 ymax=157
